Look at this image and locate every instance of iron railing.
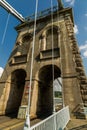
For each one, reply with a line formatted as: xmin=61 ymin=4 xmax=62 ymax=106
xmin=30 ymin=106 xmax=70 ymax=130
xmin=25 ymin=6 xmax=58 ymax=22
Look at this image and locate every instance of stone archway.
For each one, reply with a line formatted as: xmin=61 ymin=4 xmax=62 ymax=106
xmin=37 ymin=65 xmax=61 ymax=116
xmin=5 ymin=69 xmax=26 ymax=117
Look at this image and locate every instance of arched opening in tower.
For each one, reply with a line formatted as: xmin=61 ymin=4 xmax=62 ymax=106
xmin=37 ymin=65 xmax=62 ymax=117
xmin=5 ymin=69 xmax=26 ymax=117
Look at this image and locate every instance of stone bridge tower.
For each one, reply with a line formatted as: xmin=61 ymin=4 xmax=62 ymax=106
xmin=0 ymin=0 xmax=87 ymax=119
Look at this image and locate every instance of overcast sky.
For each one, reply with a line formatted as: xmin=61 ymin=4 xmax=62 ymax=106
xmin=0 ymin=0 xmax=87 ymax=77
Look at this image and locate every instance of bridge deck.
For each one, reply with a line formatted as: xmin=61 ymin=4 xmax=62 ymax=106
xmin=1 ymin=114 xmax=87 ymax=130
xmin=0 ymin=115 xmax=43 ymax=130
xmin=67 ymin=119 xmax=87 ymax=130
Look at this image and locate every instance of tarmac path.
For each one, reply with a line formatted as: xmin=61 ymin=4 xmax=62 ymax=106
xmin=0 ymin=115 xmax=43 ymax=130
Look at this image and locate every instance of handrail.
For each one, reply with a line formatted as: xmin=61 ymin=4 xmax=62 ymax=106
xmin=25 ymin=5 xmax=58 ymax=21
xmin=30 ymin=106 xmax=70 ymax=130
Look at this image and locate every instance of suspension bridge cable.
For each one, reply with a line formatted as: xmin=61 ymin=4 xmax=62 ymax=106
xmin=56 ymin=2 xmax=65 ymax=107
xmin=50 ymin=1 xmax=57 ymax=129
xmin=23 ymin=0 xmax=38 ymax=129
xmin=0 ymin=13 xmax=10 ymax=80
xmin=0 ymin=12 xmax=10 ymax=78
xmin=28 ymin=0 xmax=38 ymax=117
xmin=51 ymin=0 xmax=55 ymax=114
xmin=57 ymin=78 xmax=62 ymax=87
xmin=1 ymin=13 xmax=10 ymax=45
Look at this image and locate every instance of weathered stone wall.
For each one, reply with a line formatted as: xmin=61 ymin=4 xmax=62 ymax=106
xmin=0 ymin=7 xmax=87 ymax=119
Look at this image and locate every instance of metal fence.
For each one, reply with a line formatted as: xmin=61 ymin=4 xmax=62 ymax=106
xmin=30 ymin=106 xmax=70 ymax=130
xmin=26 ymin=6 xmax=58 ymax=21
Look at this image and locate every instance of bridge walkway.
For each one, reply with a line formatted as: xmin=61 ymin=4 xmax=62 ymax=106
xmin=67 ymin=118 xmax=87 ymax=130
xmin=0 ymin=115 xmax=43 ymax=130
xmin=0 ymin=106 xmax=70 ymax=130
